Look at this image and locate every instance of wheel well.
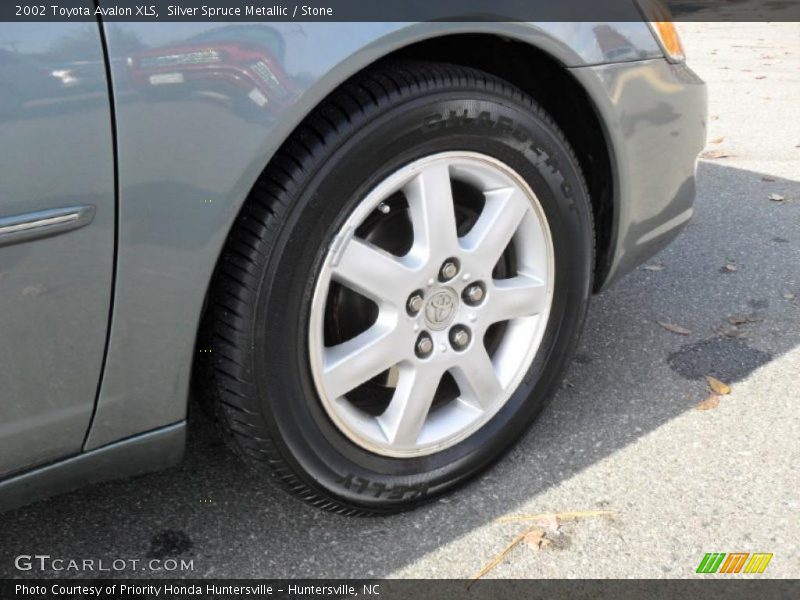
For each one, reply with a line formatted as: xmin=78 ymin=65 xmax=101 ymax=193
xmin=387 ymin=34 xmax=615 ymax=290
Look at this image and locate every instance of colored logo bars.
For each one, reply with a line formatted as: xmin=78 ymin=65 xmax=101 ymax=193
xmin=696 ymin=552 xmax=773 ymax=574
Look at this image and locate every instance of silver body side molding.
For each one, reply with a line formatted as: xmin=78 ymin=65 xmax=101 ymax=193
xmin=0 ymin=205 xmax=96 ymax=248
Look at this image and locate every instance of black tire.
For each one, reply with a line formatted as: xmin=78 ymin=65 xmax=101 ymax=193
xmin=205 ymin=61 xmax=594 ymax=515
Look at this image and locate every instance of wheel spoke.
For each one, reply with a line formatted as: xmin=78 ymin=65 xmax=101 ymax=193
xmin=488 ymin=275 xmax=547 ymax=323
xmin=323 ymin=323 xmax=403 ymax=399
xmin=331 ymin=236 xmax=414 ymax=304
xmin=460 ymin=187 xmax=529 ymax=270
xmin=450 ymin=346 xmax=503 ymax=410
xmin=378 ymin=364 xmax=443 ymax=446
xmin=404 ymin=163 xmax=459 ymax=259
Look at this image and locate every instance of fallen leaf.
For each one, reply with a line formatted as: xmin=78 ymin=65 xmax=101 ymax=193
xmin=496 ymin=510 xmax=617 ymax=524
xmin=643 ymin=264 xmax=665 ymax=272
xmin=658 ymin=321 xmax=692 ymax=335
xmin=706 ymin=375 xmax=732 ymax=395
xmin=768 ymin=193 xmax=785 ymax=203
xmin=710 ymin=137 xmax=725 ymax=144
xmin=469 ymin=530 xmax=527 ymax=584
xmin=696 ymin=394 xmax=721 ymax=411
xmin=761 ymin=176 xmax=776 ymax=182
xmin=522 ymin=528 xmax=546 ymax=551
xmin=714 ymin=324 xmax=748 ymax=339
xmin=728 ymin=314 xmax=763 ymax=326
xmin=723 ymin=263 xmax=738 ymax=272
xmin=537 ymin=514 xmax=560 ymax=532
xmin=472 ymin=510 xmax=616 ymax=585
xmin=700 ymin=150 xmax=733 ymax=160
xmin=755 ymin=75 xmax=767 ymax=80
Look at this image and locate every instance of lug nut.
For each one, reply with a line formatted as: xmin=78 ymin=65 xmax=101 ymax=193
xmin=463 ymin=282 xmax=485 ymax=306
xmin=449 ymin=326 xmax=471 ymax=351
xmin=415 ymin=332 xmax=433 ymax=358
xmin=439 ymin=259 xmax=460 ymax=282
xmin=407 ymin=291 xmax=424 ymax=316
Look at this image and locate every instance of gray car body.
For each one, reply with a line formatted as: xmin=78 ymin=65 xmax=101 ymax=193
xmin=0 ymin=17 xmax=706 ymax=510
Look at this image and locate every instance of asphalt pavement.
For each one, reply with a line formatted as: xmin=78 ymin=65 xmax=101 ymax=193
xmin=1 ymin=22 xmax=798 ymax=580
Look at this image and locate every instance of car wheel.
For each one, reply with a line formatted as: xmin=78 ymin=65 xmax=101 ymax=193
xmin=207 ymin=61 xmax=594 ymax=514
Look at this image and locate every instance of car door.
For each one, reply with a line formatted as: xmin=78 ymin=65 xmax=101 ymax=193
xmin=0 ymin=20 xmax=115 ymax=476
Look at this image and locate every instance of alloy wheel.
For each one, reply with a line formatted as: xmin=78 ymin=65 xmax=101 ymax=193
xmin=309 ymin=152 xmax=555 ymax=457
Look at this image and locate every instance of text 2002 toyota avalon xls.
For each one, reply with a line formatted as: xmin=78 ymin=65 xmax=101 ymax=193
xmin=0 ymin=2 xmax=705 ymax=514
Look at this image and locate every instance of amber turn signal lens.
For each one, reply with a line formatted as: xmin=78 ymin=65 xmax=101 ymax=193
xmin=637 ymin=0 xmax=686 ymax=62
xmin=652 ymin=21 xmax=686 ymax=62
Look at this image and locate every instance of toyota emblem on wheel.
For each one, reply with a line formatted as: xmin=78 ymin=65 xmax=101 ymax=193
xmin=425 ymin=289 xmax=458 ymax=330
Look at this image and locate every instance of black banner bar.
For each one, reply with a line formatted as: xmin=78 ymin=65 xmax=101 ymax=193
xmin=3 ymin=0 xmax=800 ymax=22
xmin=4 ymin=579 xmax=800 ymax=600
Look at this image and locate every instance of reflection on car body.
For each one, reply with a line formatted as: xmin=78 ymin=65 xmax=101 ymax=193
xmin=128 ymin=26 xmax=297 ymax=112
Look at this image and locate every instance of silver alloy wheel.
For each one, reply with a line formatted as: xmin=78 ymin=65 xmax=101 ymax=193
xmin=308 ymin=152 xmax=555 ymax=457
